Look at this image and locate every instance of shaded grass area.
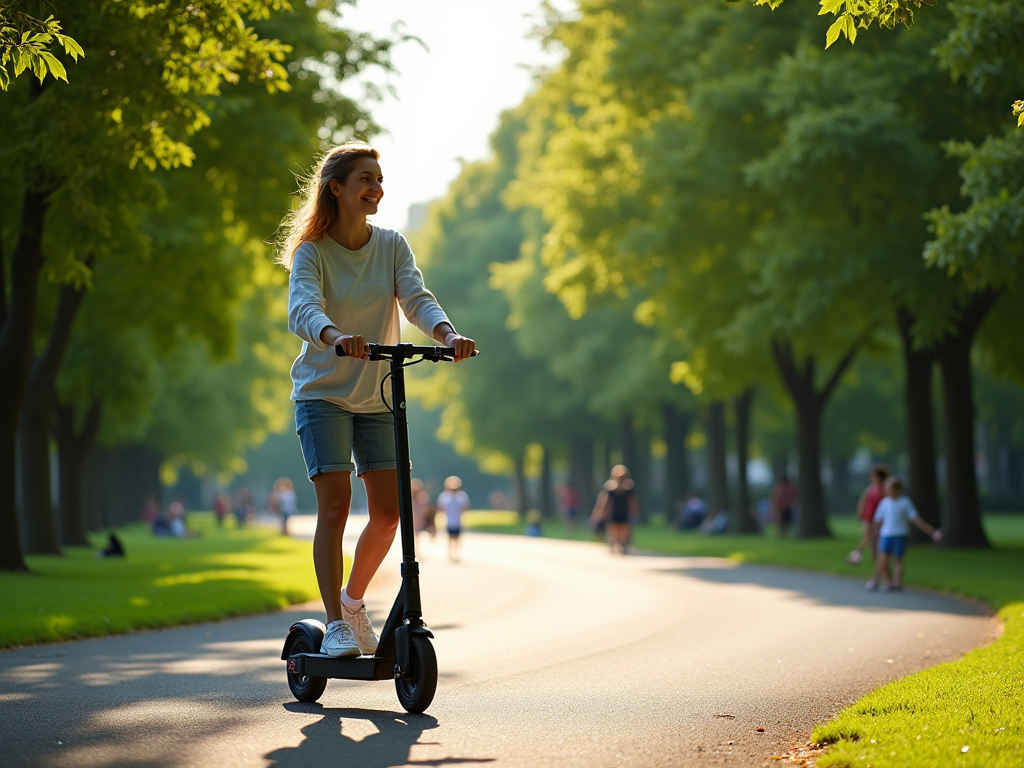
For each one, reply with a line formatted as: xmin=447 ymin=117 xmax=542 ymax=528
xmin=0 ymin=513 xmax=319 ymax=649
xmin=473 ymin=513 xmax=1024 ymax=768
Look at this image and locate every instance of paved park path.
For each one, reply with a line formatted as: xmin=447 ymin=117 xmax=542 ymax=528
xmin=1 ymin=518 xmax=995 ymax=767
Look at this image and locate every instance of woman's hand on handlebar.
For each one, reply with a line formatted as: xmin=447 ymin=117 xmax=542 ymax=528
xmin=338 ymin=334 xmax=370 ymax=359
xmin=321 ymin=326 xmax=370 ymax=359
xmin=445 ymin=332 xmax=476 ymax=362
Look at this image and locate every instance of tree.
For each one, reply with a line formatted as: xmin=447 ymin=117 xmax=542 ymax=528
xmin=1 ymin=0 xmax=397 ymax=569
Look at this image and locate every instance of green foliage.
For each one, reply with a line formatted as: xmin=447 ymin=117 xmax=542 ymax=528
xmin=411 ymin=106 xmax=590 ymax=470
xmin=8 ymin=0 xmax=399 ymax=478
xmin=0 ymin=513 xmax=320 ymax=648
xmin=0 ymin=3 xmax=83 ymax=90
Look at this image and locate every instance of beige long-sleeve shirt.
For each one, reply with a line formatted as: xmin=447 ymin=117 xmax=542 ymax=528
xmin=288 ymin=227 xmax=450 ymax=412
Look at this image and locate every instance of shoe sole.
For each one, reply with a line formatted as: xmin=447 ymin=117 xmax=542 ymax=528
xmin=321 ymin=646 xmax=361 ymax=658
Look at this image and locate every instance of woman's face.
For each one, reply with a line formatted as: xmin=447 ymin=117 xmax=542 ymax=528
xmin=330 ymin=156 xmax=384 ymax=217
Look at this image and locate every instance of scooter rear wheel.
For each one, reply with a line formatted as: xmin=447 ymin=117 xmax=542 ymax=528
xmin=286 ymin=634 xmax=328 ymax=703
xmin=395 ymin=634 xmax=437 ymax=713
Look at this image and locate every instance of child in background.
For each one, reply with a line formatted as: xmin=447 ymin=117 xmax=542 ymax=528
xmin=437 ymin=476 xmax=470 ymax=562
xmin=867 ymin=477 xmax=942 ymax=592
xmin=848 ymin=463 xmax=889 ymax=565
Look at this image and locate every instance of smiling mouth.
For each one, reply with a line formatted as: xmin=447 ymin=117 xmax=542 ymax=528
xmin=363 ymin=196 xmax=379 ymax=204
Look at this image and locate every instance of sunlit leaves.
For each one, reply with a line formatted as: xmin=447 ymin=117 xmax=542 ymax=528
xmin=0 ymin=10 xmax=84 ymax=90
xmin=752 ymin=0 xmax=938 ymax=48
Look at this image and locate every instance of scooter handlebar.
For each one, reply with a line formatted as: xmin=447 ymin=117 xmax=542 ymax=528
xmin=334 ymin=342 xmax=478 ymax=361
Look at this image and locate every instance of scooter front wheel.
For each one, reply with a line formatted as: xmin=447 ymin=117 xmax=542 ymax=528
xmin=395 ymin=634 xmax=437 ymax=713
xmin=286 ymin=633 xmax=328 ymax=703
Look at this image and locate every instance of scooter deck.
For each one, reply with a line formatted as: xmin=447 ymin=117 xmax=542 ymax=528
xmin=288 ymin=652 xmax=395 ymax=681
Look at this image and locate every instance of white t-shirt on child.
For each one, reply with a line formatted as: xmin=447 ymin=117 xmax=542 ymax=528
xmin=437 ymin=490 xmax=470 ymax=530
xmin=873 ymin=496 xmax=918 ymax=538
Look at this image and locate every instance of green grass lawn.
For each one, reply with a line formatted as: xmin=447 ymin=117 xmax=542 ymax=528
xmin=0 ymin=513 xmax=319 ymax=649
xmin=472 ymin=513 xmax=1024 ymax=768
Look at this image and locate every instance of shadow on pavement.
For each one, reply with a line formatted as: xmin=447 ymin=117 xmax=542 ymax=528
xmin=651 ymin=561 xmax=987 ymax=616
xmin=265 ymin=705 xmax=495 ymax=767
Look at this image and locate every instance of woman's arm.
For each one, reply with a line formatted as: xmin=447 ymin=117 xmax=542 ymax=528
xmin=431 ymin=321 xmax=476 ymax=362
xmin=590 ymin=491 xmax=609 ymax=522
xmin=394 ymin=236 xmax=476 ymax=361
xmin=288 ymin=242 xmax=336 ymax=350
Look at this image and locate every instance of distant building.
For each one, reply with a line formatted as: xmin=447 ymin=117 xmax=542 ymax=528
xmin=406 ymin=202 xmax=429 ymax=232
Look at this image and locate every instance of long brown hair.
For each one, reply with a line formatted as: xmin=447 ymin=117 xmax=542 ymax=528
xmin=277 ymin=143 xmax=380 ymax=270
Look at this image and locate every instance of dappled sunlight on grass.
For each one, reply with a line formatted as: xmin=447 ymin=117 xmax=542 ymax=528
xmin=0 ymin=513 xmax=320 ymax=648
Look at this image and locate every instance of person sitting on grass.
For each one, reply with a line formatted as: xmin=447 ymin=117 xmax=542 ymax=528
xmin=866 ymin=477 xmax=941 ymax=593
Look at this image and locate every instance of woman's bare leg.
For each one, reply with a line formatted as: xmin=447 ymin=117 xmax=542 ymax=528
xmin=312 ymin=471 xmax=352 ymax=624
xmin=345 ymin=469 xmax=401 ymax=600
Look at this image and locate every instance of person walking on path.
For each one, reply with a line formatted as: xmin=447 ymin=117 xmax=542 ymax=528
xmin=437 ymin=476 xmax=471 ymax=562
xmin=848 ymin=464 xmax=889 ymax=565
xmin=866 ymin=477 xmax=941 ymax=592
xmin=282 ymin=142 xmax=475 ymax=658
xmin=591 ymin=465 xmax=638 ymax=555
xmin=770 ymin=473 xmax=798 ymax=539
xmin=411 ymin=478 xmax=433 ymax=548
xmin=273 ymin=478 xmax=298 ymax=536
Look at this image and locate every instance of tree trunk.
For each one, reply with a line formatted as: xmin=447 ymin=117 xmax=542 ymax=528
xmin=514 ymin=453 xmax=527 ymax=517
xmin=540 ymin=444 xmax=553 ymax=519
xmin=19 ymin=277 xmax=91 ymax=554
xmin=54 ymin=400 xmax=102 ymax=547
xmin=731 ymin=388 xmax=759 ymax=533
xmin=706 ymin=401 xmax=729 ymax=516
xmin=771 ymin=339 xmax=860 ymax=539
xmin=935 ymin=293 xmax=998 ymax=548
xmin=662 ymin=404 xmax=692 ymax=519
xmin=897 ymin=308 xmax=941 ymax=534
xmin=569 ymin=436 xmax=595 ymax=519
xmin=0 ymin=185 xmax=52 ymax=571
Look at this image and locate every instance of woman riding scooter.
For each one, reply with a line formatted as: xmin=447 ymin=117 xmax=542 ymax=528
xmin=280 ymin=142 xmax=475 ymax=658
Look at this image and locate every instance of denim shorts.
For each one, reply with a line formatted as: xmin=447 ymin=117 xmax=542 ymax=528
xmin=295 ymin=400 xmax=396 ymax=479
xmin=878 ymin=535 xmax=908 ymax=559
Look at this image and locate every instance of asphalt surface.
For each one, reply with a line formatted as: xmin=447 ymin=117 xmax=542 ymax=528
xmin=0 ymin=517 xmax=995 ymax=767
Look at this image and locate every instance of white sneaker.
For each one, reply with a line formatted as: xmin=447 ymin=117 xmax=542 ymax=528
xmin=320 ymin=619 xmax=361 ymax=658
xmin=341 ymin=604 xmax=379 ymax=655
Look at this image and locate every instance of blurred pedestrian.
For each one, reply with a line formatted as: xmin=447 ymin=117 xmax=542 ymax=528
xmin=848 ymin=463 xmax=889 ymax=565
xmin=213 ymin=493 xmax=231 ymax=527
xmin=676 ymin=492 xmax=706 ymax=530
xmin=591 ymin=465 xmax=638 ymax=555
xmin=169 ymin=495 xmax=188 ymax=538
xmin=488 ymin=489 xmax=507 ymax=511
xmin=866 ymin=477 xmax=941 ymax=592
xmin=437 ymin=476 xmax=470 ymax=562
xmin=233 ymin=487 xmax=254 ymax=528
xmin=141 ymin=493 xmax=161 ymax=525
xmin=557 ymin=482 xmax=579 ymax=536
xmin=411 ymin=478 xmax=432 ymax=547
xmin=274 ymin=477 xmax=297 ymax=535
xmin=770 ymin=473 xmax=798 ymax=538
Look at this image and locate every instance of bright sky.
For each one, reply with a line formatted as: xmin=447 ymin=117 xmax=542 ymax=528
xmin=338 ymin=0 xmax=569 ymax=231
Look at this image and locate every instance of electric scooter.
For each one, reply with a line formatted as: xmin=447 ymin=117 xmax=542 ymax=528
xmin=281 ymin=342 xmax=471 ymax=714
